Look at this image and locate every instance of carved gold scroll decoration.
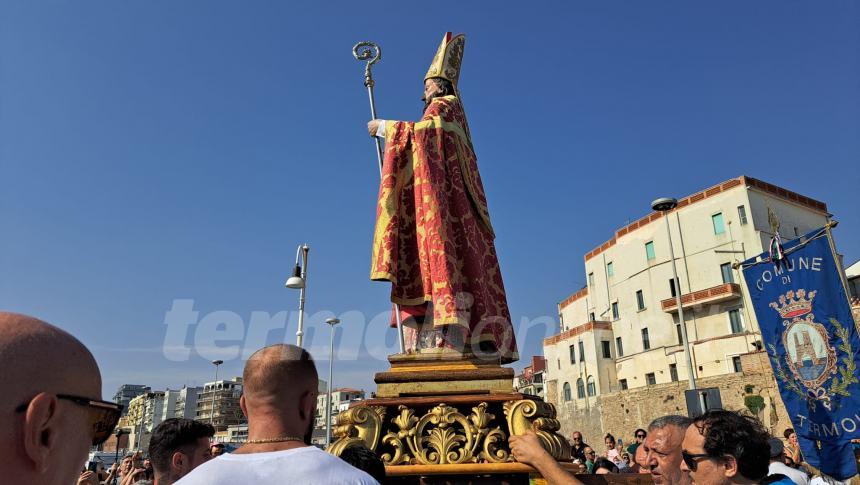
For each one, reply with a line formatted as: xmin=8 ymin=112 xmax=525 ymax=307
xmin=503 ymin=399 xmax=571 ymax=461
xmin=327 ymin=405 xmax=386 ymax=456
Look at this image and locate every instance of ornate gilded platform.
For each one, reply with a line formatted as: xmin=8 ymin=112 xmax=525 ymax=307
xmin=327 ymin=352 xmax=574 ymax=483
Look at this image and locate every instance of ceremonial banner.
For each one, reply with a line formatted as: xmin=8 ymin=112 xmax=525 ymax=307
xmin=741 ymin=227 xmax=860 ymax=480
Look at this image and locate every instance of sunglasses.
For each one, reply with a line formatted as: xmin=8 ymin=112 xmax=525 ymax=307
xmin=636 ymin=434 xmax=646 ymax=438
xmin=15 ymin=393 xmax=123 ymax=446
xmin=681 ymin=450 xmax=716 ymax=471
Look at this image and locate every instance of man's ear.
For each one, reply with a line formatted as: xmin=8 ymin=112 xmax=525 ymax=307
xmin=723 ymin=455 xmax=739 ymax=478
xmin=22 ymin=392 xmax=60 ymax=474
xmin=239 ymin=394 xmax=247 ymax=418
xmin=171 ymin=451 xmax=185 ymax=472
xmin=299 ymin=390 xmax=315 ymax=421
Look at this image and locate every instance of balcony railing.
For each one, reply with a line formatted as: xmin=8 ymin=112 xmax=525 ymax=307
xmin=661 ymin=283 xmax=742 ymax=312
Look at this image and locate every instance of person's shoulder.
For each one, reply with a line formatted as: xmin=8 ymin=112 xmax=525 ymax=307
xmin=294 ymin=447 xmax=379 ymax=484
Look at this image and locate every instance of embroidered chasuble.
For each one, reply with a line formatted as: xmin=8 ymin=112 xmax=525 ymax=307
xmin=370 ymin=95 xmax=519 ymax=363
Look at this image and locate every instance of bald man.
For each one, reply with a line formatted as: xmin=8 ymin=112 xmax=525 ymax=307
xmin=176 ymin=344 xmax=378 ymax=484
xmin=0 ymin=312 xmax=121 ymax=485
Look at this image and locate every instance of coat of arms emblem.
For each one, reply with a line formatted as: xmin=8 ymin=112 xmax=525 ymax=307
xmin=768 ymin=289 xmax=856 ymax=410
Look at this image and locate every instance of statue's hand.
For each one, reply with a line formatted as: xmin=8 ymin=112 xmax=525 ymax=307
xmin=367 ymin=119 xmax=382 ymax=137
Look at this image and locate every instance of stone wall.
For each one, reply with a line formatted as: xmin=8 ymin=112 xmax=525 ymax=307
xmin=547 ymin=351 xmax=793 ymax=444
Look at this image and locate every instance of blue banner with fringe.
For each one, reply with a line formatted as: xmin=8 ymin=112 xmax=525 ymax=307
xmin=741 ymin=227 xmax=860 ymax=480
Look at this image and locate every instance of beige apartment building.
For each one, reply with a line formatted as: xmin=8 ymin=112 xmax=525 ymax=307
xmin=543 ymin=176 xmax=832 ymax=440
xmin=196 ymin=377 xmax=245 ymax=432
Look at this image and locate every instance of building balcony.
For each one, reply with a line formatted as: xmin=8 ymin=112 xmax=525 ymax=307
xmin=661 ymin=283 xmax=742 ymax=312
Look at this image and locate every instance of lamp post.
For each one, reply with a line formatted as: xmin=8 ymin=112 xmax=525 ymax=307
xmin=324 ymin=317 xmax=341 ymax=448
xmin=286 ymin=244 xmax=310 ymax=347
xmin=209 ymin=359 xmax=223 ymax=427
xmin=651 ymin=197 xmax=707 ymax=415
xmin=112 ymin=428 xmax=127 ymax=484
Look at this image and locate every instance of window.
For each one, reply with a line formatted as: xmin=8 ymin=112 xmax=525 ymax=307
xmin=729 ymin=309 xmax=744 ymax=334
xmin=563 ymin=382 xmax=572 ymax=401
xmin=607 ymin=262 xmax=614 ymax=277
xmin=616 ymin=337 xmax=624 ymax=357
xmin=586 ymin=376 xmax=596 ymax=396
xmin=669 ymin=363 xmax=678 ymax=382
xmin=569 ymin=344 xmax=576 ymax=364
xmin=645 ymin=241 xmax=655 ymax=260
xmin=619 ymin=379 xmax=628 ymax=390
xmin=721 ymin=263 xmax=734 ymax=284
xmin=588 ymin=272 xmax=594 ymax=287
xmin=589 ymin=311 xmax=596 ymax=322
xmin=732 ymin=356 xmax=743 ymax=373
xmin=646 ymin=373 xmax=657 ymax=386
xmin=636 ymin=290 xmax=645 ymax=311
xmin=578 ymin=341 xmax=585 ymax=361
xmin=601 ymin=340 xmax=611 ymax=359
xmin=576 ymin=378 xmax=585 ymax=398
xmin=641 ymin=328 xmax=651 ymax=350
xmin=676 ymin=324 xmax=683 ymax=345
xmin=611 ymin=302 xmax=619 ymax=320
xmin=737 ymin=205 xmax=748 ymax=225
xmin=669 ymin=278 xmax=677 ymax=297
xmin=712 ymin=213 xmax=725 ymax=235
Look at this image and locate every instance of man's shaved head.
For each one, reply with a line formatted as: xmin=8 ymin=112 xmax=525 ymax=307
xmin=0 ymin=312 xmax=104 ymax=485
xmin=240 ymin=345 xmax=319 ymax=446
xmin=243 ymin=344 xmax=318 ymax=403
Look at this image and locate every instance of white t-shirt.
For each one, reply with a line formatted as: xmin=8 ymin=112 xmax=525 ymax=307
xmin=175 ymin=446 xmax=380 ymax=485
xmin=769 ymin=461 xmax=810 ymax=485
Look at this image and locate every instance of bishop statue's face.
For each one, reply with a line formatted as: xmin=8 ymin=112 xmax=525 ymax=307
xmin=421 ymin=79 xmax=445 ymax=111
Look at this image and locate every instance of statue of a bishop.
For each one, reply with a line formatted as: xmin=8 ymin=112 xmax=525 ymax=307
xmin=367 ymin=33 xmax=518 ymax=363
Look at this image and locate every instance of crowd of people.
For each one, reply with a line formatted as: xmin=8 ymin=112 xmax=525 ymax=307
xmin=1 ymin=311 xmax=857 ymax=485
xmin=510 ymin=414 xmax=857 ymax=484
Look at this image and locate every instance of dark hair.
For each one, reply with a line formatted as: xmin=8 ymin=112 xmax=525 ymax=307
xmin=634 ymin=428 xmax=647 ymax=437
xmin=427 ymin=77 xmax=455 ymax=96
xmin=604 ymin=433 xmax=616 ymax=445
xmin=693 ymin=410 xmax=770 ymax=481
xmin=783 ymin=428 xmax=795 ymax=439
xmin=148 ymin=418 xmax=215 ymax=474
xmin=592 ymin=457 xmax=619 ymax=474
xmin=338 ymin=445 xmax=386 ymax=484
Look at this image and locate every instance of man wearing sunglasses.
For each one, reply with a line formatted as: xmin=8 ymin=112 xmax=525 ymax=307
xmin=0 ymin=312 xmax=122 ymax=485
xmin=680 ymin=409 xmax=772 ymax=485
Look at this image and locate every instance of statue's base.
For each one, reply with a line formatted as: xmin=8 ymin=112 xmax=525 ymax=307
xmin=328 ymin=352 xmax=575 ymax=483
xmin=374 ymin=351 xmax=514 ymax=398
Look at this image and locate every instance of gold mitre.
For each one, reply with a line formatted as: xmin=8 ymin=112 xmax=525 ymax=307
xmin=424 ymin=32 xmax=465 ymax=86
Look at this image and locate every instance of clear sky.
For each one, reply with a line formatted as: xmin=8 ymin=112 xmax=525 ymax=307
xmin=2 ymin=1 xmax=858 ymax=399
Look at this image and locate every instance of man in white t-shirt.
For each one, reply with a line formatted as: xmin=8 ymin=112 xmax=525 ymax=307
xmin=176 ymin=344 xmax=378 ymax=485
xmin=767 ymin=438 xmax=810 ymax=485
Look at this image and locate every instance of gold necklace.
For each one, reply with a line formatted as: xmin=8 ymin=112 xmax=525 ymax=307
xmin=245 ymin=436 xmax=304 ymax=444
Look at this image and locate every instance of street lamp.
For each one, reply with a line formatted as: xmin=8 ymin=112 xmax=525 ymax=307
xmin=651 ymin=197 xmax=706 ymax=415
xmin=286 ymin=244 xmax=310 ymax=347
xmin=324 ymin=317 xmax=341 ymax=448
xmin=209 ymin=359 xmax=223 ymax=426
xmin=112 ymin=428 xmax=127 ymax=484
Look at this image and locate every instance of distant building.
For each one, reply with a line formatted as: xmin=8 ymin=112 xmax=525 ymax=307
xmin=226 ymin=424 xmax=249 ymax=444
xmin=196 ymin=378 xmax=244 ymax=432
xmin=313 ymin=388 xmax=365 ymax=445
xmin=542 ymin=176 xmax=832 ymax=440
xmin=173 ymin=386 xmax=202 ymax=420
xmin=126 ymin=391 xmax=166 ymax=450
xmin=514 ymin=356 xmax=546 ymax=398
xmin=113 ymin=384 xmax=150 ymax=416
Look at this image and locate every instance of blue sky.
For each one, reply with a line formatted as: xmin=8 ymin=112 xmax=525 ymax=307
xmin=2 ymin=1 xmax=858 ymax=399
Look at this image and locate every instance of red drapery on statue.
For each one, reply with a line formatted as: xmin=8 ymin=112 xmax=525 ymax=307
xmin=370 ymin=95 xmax=518 ymax=363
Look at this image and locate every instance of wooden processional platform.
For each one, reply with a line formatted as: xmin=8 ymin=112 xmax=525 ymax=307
xmin=326 ymin=350 xmax=582 ymax=484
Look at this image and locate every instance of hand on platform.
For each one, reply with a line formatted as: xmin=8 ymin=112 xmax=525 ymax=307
xmin=367 ymin=119 xmax=382 ymax=137
xmin=510 ymin=430 xmax=552 ymax=467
